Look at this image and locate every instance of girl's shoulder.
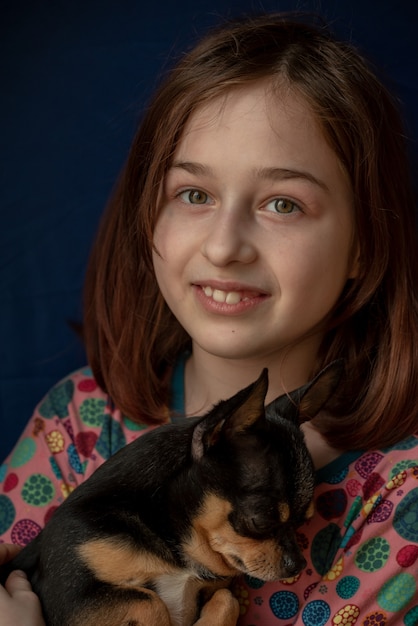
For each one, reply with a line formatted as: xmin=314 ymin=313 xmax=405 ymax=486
xmin=315 ymin=436 xmax=418 ymax=529
xmin=31 ymin=365 xmax=153 ymax=466
xmin=317 ymin=435 xmax=418 ymax=489
xmin=34 ymin=366 xmax=109 ymax=425
xmin=0 ymin=366 xmax=153 ymax=543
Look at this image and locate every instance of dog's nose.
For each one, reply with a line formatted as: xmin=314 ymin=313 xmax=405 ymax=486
xmin=282 ymin=554 xmax=307 ymax=578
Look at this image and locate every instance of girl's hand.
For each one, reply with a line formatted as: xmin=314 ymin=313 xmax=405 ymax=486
xmin=0 ymin=543 xmax=21 ymax=564
xmin=194 ymin=589 xmax=239 ymax=626
xmin=0 ymin=544 xmax=45 ymax=626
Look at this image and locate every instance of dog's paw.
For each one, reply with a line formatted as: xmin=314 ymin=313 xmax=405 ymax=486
xmin=194 ymin=589 xmax=239 ymax=626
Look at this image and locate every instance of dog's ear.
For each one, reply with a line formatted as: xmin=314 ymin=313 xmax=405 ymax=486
xmin=266 ymin=359 xmax=344 ymax=425
xmin=191 ymin=369 xmax=268 ymax=461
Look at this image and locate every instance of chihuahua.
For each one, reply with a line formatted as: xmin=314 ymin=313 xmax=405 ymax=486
xmin=0 ymin=361 xmax=342 ymax=626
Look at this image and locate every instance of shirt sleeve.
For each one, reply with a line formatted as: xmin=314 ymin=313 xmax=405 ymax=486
xmin=0 ymin=367 xmax=149 ymax=545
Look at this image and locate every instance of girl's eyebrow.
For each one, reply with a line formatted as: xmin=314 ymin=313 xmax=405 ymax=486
xmin=254 ymin=166 xmax=330 ymax=192
xmin=171 ymin=161 xmax=212 ymax=176
xmin=171 ymin=161 xmax=329 ymax=191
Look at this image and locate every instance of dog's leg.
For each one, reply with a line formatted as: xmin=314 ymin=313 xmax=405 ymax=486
xmin=118 ymin=588 xmax=173 ymax=626
xmin=193 ymin=589 xmax=239 ymax=626
xmin=74 ymin=587 xmax=173 ymax=626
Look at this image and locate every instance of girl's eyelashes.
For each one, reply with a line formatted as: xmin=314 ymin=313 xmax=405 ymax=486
xmin=178 ymin=188 xmax=211 ymax=205
xmin=265 ymin=197 xmax=301 ymax=215
xmin=173 ymin=187 xmax=304 ymax=215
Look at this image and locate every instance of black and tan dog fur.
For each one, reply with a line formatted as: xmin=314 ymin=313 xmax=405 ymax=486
xmin=0 ymin=362 xmax=342 ymax=626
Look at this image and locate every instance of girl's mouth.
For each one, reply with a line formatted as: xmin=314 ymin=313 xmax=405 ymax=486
xmin=193 ymin=283 xmax=269 ymax=314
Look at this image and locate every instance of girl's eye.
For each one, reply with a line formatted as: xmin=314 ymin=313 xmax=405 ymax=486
xmin=179 ymin=189 xmax=209 ymax=204
xmin=266 ymin=198 xmax=300 ymax=214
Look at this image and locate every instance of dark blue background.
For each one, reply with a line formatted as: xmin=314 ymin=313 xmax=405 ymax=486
xmin=2 ymin=0 xmax=417 ymax=460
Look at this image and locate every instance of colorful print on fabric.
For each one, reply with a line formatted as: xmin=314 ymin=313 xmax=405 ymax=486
xmin=0 ymin=366 xmax=417 ymax=625
xmin=235 ymin=438 xmax=418 ymax=624
xmin=0 ymin=368 xmax=152 ymax=544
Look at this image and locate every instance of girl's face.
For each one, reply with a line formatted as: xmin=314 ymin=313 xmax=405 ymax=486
xmin=153 ymin=83 xmax=358 ymax=369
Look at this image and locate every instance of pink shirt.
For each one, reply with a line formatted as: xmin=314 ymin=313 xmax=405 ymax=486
xmin=1 ymin=367 xmax=417 ymax=624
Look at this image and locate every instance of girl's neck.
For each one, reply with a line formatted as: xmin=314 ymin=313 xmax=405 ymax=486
xmin=301 ymin=420 xmax=342 ymax=469
xmin=183 ymin=338 xmax=322 ymax=416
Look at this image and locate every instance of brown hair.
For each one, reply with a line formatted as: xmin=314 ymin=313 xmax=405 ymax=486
xmin=83 ymin=13 xmax=418 ymax=449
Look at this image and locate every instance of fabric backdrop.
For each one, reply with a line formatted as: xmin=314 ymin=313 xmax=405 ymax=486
xmin=1 ymin=0 xmax=417 ymax=460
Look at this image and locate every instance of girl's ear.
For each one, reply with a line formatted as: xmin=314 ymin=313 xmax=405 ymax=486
xmin=266 ymin=359 xmax=344 ymax=425
xmin=191 ymin=369 xmax=269 ymax=461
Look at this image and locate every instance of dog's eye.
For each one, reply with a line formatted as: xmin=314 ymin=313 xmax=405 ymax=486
xmin=241 ymin=514 xmax=279 ymax=539
xmin=229 ymin=495 xmax=283 ymax=538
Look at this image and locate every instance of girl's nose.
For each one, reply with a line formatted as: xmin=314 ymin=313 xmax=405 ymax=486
xmin=200 ymin=207 xmax=257 ymax=267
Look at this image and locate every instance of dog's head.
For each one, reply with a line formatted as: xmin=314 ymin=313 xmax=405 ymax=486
xmin=182 ymin=361 xmax=342 ymax=581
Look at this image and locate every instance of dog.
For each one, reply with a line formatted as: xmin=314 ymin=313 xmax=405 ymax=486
xmin=0 ymin=361 xmax=342 ymax=626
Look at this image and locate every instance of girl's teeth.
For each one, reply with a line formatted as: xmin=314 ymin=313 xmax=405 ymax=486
xmin=202 ymin=286 xmax=242 ymax=304
xmin=203 ymin=286 xmax=213 ymax=297
xmin=213 ymin=289 xmax=229 ymax=303
xmin=225 ymin=292 xmax=241 ymax=304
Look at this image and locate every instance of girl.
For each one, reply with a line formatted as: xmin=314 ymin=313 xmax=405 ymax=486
xmin=1 ymin=12 xmax=418 ymax=625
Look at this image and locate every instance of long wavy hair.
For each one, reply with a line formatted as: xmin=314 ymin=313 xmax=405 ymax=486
xmin=83 ymin=13 xmax=418 ymax=449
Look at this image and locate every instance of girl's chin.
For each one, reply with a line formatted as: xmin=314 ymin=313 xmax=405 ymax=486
xmin=191 ymin=337 xmax=283 ymax=362
xmin=188 ymin=327 xmax=323 ymax=365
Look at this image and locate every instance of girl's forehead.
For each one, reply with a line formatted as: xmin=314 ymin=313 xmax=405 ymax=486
xmin=174 ymin=83 xmax=329 ymax=165
xmin=178 ymin=82 xmax=320 ymax=147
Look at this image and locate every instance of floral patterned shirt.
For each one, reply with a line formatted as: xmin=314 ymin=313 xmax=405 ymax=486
xmin=1 ymin=366 xmax=417 ymax=625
